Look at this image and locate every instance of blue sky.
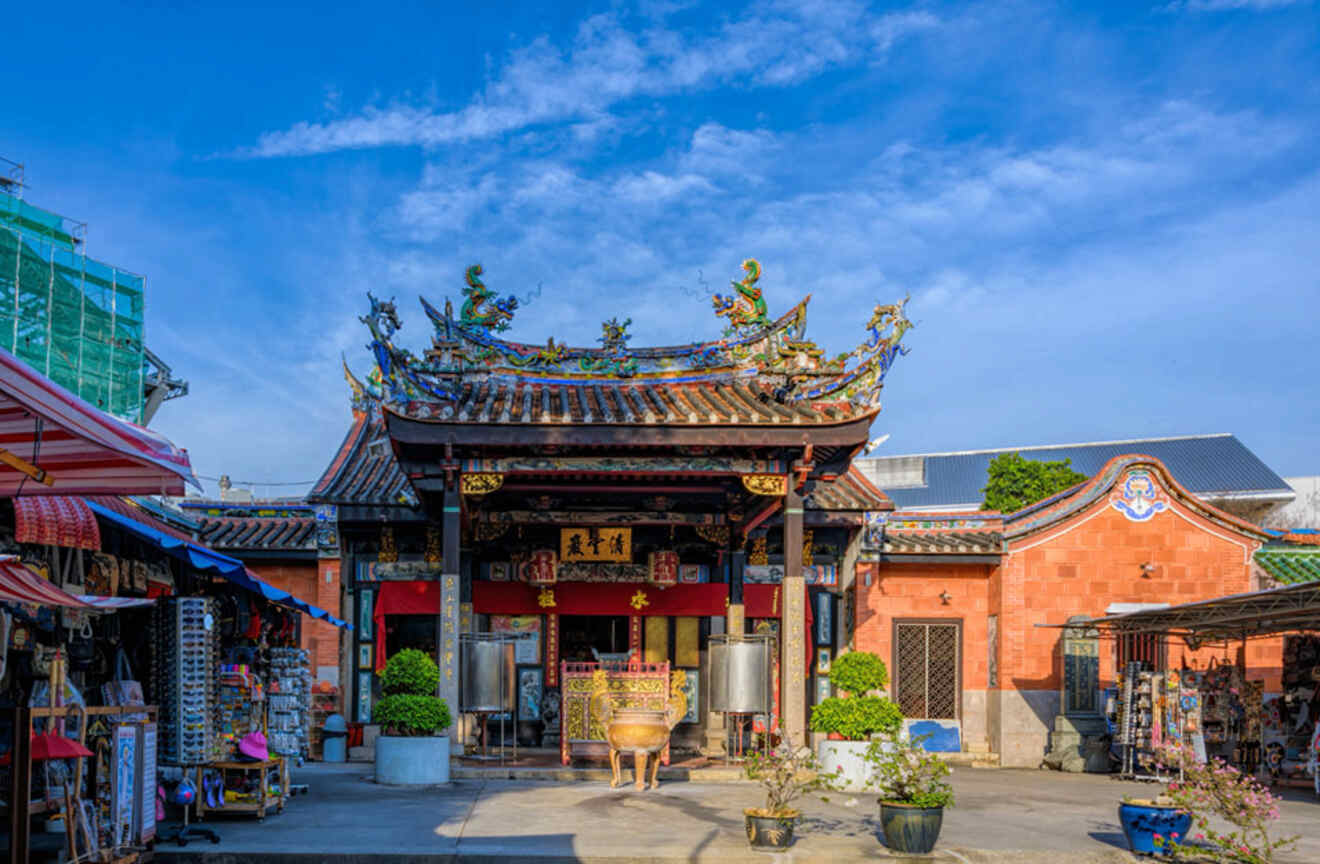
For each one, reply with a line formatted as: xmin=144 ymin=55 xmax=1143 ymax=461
xmin=8 ymin=0 xmax=1319 ymax=495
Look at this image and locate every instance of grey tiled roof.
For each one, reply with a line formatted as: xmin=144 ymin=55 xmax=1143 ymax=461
xmin=856 ymin=434 xmax=1292 ymax=511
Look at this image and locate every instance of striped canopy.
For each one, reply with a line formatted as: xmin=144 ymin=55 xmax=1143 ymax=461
xmin=0 ymin=346 xmax=197 ymax=496
xmin=0 ymin=556 xmax=89 ymax=608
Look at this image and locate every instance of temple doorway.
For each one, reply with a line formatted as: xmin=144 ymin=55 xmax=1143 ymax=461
xmin=560 ymin=615 xmax=630 ymax=662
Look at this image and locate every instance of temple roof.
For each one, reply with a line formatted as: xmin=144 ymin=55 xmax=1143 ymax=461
xmin=357 ymin=260 xmax=911 ymax=429
xmin=307 ymin=402 xmax=415 ymax=508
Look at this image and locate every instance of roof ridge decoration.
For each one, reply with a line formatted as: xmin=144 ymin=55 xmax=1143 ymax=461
xmin=1003 ymin=454 xmax=1275 ymax=543
xmin=357 ymin=260 xmax=912 ymax=424
xmin=713 ymin=259 xmax=770 ymax=334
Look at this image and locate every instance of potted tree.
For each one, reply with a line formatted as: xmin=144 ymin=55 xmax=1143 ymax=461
xmin=742 ymin=739 xmax=836 ymax=849
xmin=809 ymin=651 xmax=903 ymax=791
xmin=372 ymin=649 xmax=454 ymax=786
xmin=865 ymin=729 xmax=955 ymax=854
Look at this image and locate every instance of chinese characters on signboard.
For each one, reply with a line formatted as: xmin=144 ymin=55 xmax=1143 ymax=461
xmin=560 ymin=527 xmax=631 ymax=562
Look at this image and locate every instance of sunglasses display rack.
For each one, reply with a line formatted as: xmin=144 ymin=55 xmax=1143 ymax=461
xmin=267 ymin=647 xmax=311 ymax=759
xmin=153 ymin=596 xmax=222 ymax=765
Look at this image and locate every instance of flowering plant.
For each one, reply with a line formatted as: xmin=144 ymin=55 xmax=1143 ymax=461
xmin=743 ymin=738 xmax=837 ymax=817
xmin=863 ymin=729 xmax=954 ymax=809
xmin=1151 ymin=744 xmax=1297 ymax=863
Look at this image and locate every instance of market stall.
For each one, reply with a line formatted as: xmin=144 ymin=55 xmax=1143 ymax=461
xmin=1086 ymin=581 xmax=1320 ymax=790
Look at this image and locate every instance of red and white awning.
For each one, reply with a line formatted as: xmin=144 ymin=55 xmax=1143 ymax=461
xmin=0 ymin=346 xmax=197 ymax=496
xmin=12 ymin=497 xmax=101 ymax=549
xmin=0 ymin=556 xmax=90 ymax=608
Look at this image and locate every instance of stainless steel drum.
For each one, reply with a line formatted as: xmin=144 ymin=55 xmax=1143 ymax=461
xmin=708 ymin=634 xmax=772 ymax=714
xmin=460 ymin=634 xmax=515 ymax=712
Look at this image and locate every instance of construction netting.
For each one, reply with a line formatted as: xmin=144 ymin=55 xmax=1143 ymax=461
xmin=0 ymin=191 xmax=145 ymax=422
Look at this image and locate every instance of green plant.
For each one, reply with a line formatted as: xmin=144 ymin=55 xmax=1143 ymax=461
xmin=744 ymin=738 xmax=837 ymax=817
xmin=809 ymin=696 xmax=903 ymax=740
xmin=864 ymin=730 xmax=954 ymax=809
xmin=373 ymin=649 xmax=451 ymax=736
xmin=1152 ymin=745 xmax=1298 ymax=863
xmin=828 ymin=651 xmax=889 ymax=696
xmin=372 ymin=693 xmax=453 ymax=737
xmin=379 ymin=648 xmax=439 ymax=695
xmin=980 ymin=452 xmax=1087 ymax=513
xmin=809 ymin=650 xmax=902 ymax=740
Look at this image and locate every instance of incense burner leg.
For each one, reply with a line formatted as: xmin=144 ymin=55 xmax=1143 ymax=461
xmin=633 ymin=751 xmax=648 ymax=790
xmin=648 ymin=750 xmax=661 ymax=789
xmin=609 ymin=748 xmax=622 ymax=788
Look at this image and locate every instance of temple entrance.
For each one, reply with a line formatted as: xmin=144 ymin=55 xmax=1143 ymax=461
xmin=383 ymin=614 xmax=438 ymax=664
xmin=560 ymin=615 xmax=630 ymax=662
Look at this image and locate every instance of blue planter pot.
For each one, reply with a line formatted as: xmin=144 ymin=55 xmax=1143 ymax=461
xmin=879 ymin=802 xmax=944 ymax=854
xmin=1118 ymin=802 xmax=1191 ymax=856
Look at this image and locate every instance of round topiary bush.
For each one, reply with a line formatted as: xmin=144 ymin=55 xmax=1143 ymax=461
xmin=374 ymin=649 xmax=451 ymax=737
xmin=828 ymin=650 xmax=889 ymax=697
xmin=379 ymin=648 xmax=440 ymax=696
xmin=809 ymin=696 xmax=903 ymax=740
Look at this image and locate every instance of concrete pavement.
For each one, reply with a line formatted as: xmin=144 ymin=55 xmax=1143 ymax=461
xmin=154 ymin=762 xmax=1319 ymax=863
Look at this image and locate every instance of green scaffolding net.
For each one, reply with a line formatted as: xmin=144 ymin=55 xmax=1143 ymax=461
xmin=0 ymin=191 xmax=145 ymax=422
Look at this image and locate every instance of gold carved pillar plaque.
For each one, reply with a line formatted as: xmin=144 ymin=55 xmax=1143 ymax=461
xmin=644 ymin=616 xmax=669 ymax=665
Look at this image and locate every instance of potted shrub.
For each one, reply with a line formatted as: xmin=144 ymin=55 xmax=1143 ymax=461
xmin=865 ymin=729 xmax=955 ymax=854
xmin=809 ymin=651 xmax=902 ymax=791
xmin=372 ymin=649 xmax=454 ymax=785
xmin=742 ymin=739 xmax=836 ymax=850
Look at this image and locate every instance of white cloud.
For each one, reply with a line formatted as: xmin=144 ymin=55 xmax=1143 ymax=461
xmin=240 ymin=2 xmax=939 ymax=158
xmin=1162 ymin=0 xmax=1303 ymax=10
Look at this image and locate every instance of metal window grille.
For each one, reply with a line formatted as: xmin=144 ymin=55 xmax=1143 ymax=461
xmin=894 ymin=621 xmax=960 ymax=720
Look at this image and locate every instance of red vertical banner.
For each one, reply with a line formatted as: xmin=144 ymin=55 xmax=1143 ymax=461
xmin=629 ymin=615 xmax=642 ymax=664
xmin=545 ymin=613 xmax=559 ymax=687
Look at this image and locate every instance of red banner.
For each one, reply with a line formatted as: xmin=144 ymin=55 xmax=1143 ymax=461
xmin=472 ymin=581 xmax=730 ymax=616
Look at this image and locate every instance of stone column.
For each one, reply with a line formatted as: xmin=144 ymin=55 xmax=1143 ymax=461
xmin=781 ymin=486 xmax=807 ymax=745
xmin=440 ymin=485 xmax=462 ymax=753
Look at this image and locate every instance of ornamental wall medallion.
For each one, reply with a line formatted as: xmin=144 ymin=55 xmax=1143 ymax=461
xmin=1109 ymin=468 xmax=1169 ymax=522
xmin=742 ymin=474 xmax=788 ymax=496
xmin=461 ymin=473 xmax=504 ymax=495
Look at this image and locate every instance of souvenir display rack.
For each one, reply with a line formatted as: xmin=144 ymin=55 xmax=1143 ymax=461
xmin=1263 ymin=634 xmax=1320 ymax=791
xmin=267 ymin=648 xmax=311 ymax=760
xmin=153 ymin=597 xmax=222 ymax=765
xmin=194 ymin=758 xmax=288 ymax=822
xmin=1115 ymin=662 xmax=1201 ymax=781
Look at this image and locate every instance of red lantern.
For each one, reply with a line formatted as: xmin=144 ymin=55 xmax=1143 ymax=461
xmin=648 ymin=550 xmax=679 ymax=587
xmin=527 ymin=549 xmax=558 ymax=585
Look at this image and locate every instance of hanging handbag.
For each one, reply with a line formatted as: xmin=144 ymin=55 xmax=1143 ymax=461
xmin=86 ymin=553 xmax=119 ymax=596
xmin=101 ymin=647 xmax=146 ymax=722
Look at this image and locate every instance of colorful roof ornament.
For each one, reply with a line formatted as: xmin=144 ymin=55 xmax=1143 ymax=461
xmin=360 ymin=259 xmax=912 ymax=427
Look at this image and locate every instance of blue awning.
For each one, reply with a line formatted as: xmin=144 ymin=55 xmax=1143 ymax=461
xmin=84 ymin=499 xmax=351 ymax=629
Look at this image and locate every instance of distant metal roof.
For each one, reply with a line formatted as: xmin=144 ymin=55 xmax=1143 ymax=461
xmin=856 ymin=434 xmax=1293 ymax=511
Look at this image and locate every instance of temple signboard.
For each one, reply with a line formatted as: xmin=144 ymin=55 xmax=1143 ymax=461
xmin=561 ymin=527 xmax=631 ymax=562
xmin=1061 ymin=615 xmax=1100 ymax=716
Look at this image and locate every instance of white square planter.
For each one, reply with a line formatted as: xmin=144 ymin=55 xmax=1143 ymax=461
xmin=374 ymin=735 xmax=451 ymax=785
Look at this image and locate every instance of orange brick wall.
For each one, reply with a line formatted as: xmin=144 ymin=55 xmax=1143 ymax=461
xmin=854 ymin=562 xmax=994 ymax=690
xmin=1002 ymin=499 xmax=1281 ymax=691
xmin=249 ymin=560 xmax=343 ymax=680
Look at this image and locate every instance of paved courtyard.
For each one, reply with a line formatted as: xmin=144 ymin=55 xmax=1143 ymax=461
xmin=155 ymin=762 xmax=1319 ymax=863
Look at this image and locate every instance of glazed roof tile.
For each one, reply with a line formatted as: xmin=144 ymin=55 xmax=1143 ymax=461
xmin=1256 ymin=547 xmax=1320 ymax=585
xmin=195 ymin=514 xmax=316 ymax=551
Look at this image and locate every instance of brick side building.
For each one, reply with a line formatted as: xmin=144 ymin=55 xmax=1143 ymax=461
xmin=187 ymin=502 xmax=345 ymax=686
xmin=856 ymin=454 xmax=1278 ymax=767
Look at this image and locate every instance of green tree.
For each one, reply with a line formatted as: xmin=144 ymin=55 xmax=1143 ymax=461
xmin=980 ymin=452 xmax=1088 ymax=513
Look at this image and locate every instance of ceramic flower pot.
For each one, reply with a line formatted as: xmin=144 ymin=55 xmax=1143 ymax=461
xmin=744 ymin=809 xmax=798 ymax=849
xmin=879 ymin=801 xmax=944 ymax=854
xmin=1118 ymin=801 xmax=1191 ymax=856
